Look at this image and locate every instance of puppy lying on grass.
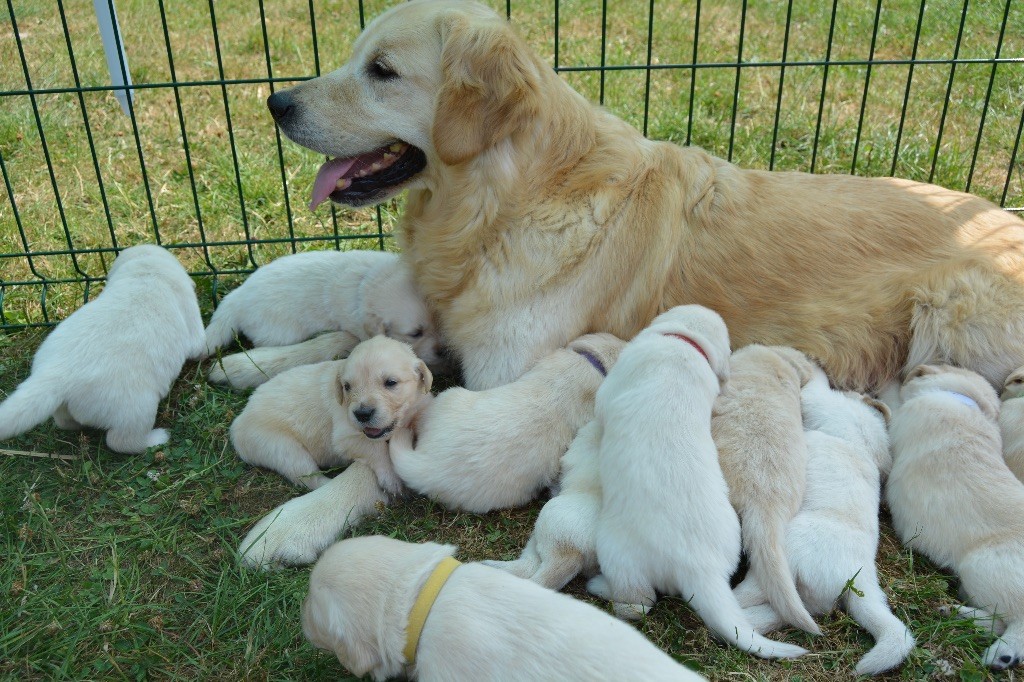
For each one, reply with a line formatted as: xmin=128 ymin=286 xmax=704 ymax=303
xmin=231 ymin=336 xmax=431 ymax=492
xmin=736 ymin=366 xmax=914 ymax=676
xmin=388 ymin=333 xmax=623 ymax=513
xmin=0 ymin=244 xmax=204 ymax=453
xmin=887 ymin=364 xmax=1024 ymax=670
xmin=303 ymin=536 xmax=708 ymax=681
xmin=587 ymin=305 xmax=806 ymax=660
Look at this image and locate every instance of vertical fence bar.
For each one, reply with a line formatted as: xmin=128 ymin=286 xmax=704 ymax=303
xmin=768 ymin=0 xmax=794 ymax=170
xmin=929 ymin=0 xmax=970 ymax=184
xmin=851 ymin=0 xmax=883 ymax=175
xmin=553 ymin=0 xmax=560 ymax=71
xmin=890 ymin=0 xmax=926 ymax=176
xmin=598 ymin=0 xmax=608 ymax=105
xmin=727 ymin=0 xmax=748 ymax=162
xmin=1002 ymin=105 xmax=1024 ymax=208
xmin=966 ymin=0 xmax=1012 ymax=193
xmin=685 ymin=0 xmax=701 ymax=146
xmin=810 ymin=0 xmax=839 ymax=173
xmin=641 ymin=0 xmax=655 ymax=137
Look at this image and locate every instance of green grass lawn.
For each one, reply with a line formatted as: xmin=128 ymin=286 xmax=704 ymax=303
xmin=2 ymin=0 xmax=1024 ymax=679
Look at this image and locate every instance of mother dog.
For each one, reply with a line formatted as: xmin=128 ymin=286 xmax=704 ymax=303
xmin=268 ymin=0 xmax=1024 ymax=393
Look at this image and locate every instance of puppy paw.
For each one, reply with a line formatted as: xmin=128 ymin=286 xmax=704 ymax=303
xmin=238 ymin=505 xmax=328 ymax=570
xmin=983 ymin=640 xmax=1023 ymax=670
xmin=146 ymin=429 xmax=170 ymax=448
xmin=611 ymin=601 xmax=653 ymax=622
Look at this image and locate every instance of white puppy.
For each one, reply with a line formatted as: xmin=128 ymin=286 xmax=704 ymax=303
xmin=231 ymin=336 xmax=431 ymax=492
xmin=203 ymin=249 xmax=439 ymax=365
xmin=207 ymin=330 xmax=360 ymax=389
xmin=0 ymin=245 xmax=204 ymax=453
xmin=1000 ymin=366 xmax=1024 ymax=483
xmin=587 ymin=305 xmax=805 ymax=660
xmin=736 ymin=366 xmax=915 ymax=676
xmin=388 ymin=334 xmax=624 ymax=513
xmin=302 ymin=536 xmax=708 ymax=682
xmin=886 ymin=364 xmax=1024 ymax=670
xmin=712 ymin=344 xmax=820 ymax=635
xmin=482 ymin=418 xmax=602 ymax=589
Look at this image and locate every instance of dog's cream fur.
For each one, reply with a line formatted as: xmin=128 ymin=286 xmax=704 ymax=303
xmin=481 ymin=418 xmax=602 ymax=589
xmin=736 ymin=366 xmax=915 ymax=676
xmin=231 ymin=336 xmax=431 ymax=492
xmin=886 ymin=364 xmax=1024 ymax=670
xmin=586 ymin=306 xmax=805 ymax=660
xmin=712 ymin=344 xmax=819 ymax=635
xmin=388 ymin=333 xmax=623 ymax=513
xmin=0 ymin=245 xmax=204 ymax=453
xmin=302 ymin=536 xmax=708 ymax=682
xmin=1000 ymin=366 xmax=1024 ymax=483
xmin=271 ymin=0 xmax=1024 ymax=393
xmin=203 ymin=249 xmax=439 ymax=366
xmin=208 ymin=330 xmax=361 ymax=389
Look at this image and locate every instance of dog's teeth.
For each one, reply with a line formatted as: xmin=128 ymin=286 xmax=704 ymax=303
xmin=389 ymin=143 xmax=403 ymax=152
xmin=370 ymin=162 xmax=383 ymax=172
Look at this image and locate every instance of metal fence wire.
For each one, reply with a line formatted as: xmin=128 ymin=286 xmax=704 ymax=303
xmin=1 ymin=0 xmax=1022 ymax=329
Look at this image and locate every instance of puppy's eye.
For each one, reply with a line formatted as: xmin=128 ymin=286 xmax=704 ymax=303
xmin=409 ymin=327 xmax=424 ymax=339
xmin=384 ymin=378 xmax=398 ymax=389
xmin=368 ymin=58 xmax=398 ymax=81
xmin=343 ymin=382 xmax=351 ymax=392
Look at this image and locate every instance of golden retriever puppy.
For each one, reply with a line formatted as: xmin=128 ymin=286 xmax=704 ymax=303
xmin=231 ymin=336 xmax=431 ymax=492
xmin=886 ymin=364 xmax=1024 ymax=670
xmin=737 ymin=366 xmax=915 ymax=676
xmin=267 ymin=0 xmax=1024 ymax=394
xmin=302 ymin=536 xmax=708 ymax=682
xmin=481 ymin=418 xmax=602 ymax=589
xmin=204 ymin=250 xmax=438 ymax=363
xmin=1000 ymin=366 xmax=1024 ymax=482
xmin=712 ymin=344 xmax=820 ymax=635
xmin=0 ymin=245 xmax=204 ymax=453
xmin=208 ymin=330 xmax=360 ymax=389
xmin=587 ymin=306 xmax=806 ymax=660
xmin=388 ymin=333 xmax=623 ymax=513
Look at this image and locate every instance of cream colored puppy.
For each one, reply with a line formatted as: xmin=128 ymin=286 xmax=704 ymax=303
xmin=1000 ymin=366 xmax=1024 ymax=482
xmin=587 ymin=305 xmax=805 ymax=660
xmin=302 ymin=536 xmax=708 ymax=682
xmin=482 ymin=418 xmax=602 ymax=589
xmin=712 ymin=344 xmax=820 ymax=635
xmin=0 ymin=245 xmax=204 ymax=453
xmin=388 ymin=333 xmax=623 ymax=513
xmin=886 ymin=364 xmax=1024 ymax=670
xmin=231 ymin=335 xmax=431 ymax=492
xmin=736 ymin=366 xmax=915 ymax=676
xmin=208 ymin=331 xmax=361 ymax=389
xmin=203 ymin=249 xmax=439 ymax=365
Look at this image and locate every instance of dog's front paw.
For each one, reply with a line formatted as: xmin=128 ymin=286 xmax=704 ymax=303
xmin=983 ymin=639 xmax=1023 ymax=670
xmin=238 ymin=505 xmax=328 ymax=570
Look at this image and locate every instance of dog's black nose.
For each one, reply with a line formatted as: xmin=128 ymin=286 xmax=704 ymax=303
xmin=353 ymin=406 xmax=376 ymax=423
xmin=267 ymin=90 xmax=296 ymax=123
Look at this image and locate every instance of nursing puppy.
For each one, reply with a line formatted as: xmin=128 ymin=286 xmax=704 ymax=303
xmin=208 ymin=331 xmax=360 ymax=389
xmin=203 ymin=249 xmax=439 ymax=365
xmin=587 ymin=306 xmax=805 ymax=660
xmin=303 ymin=536 xmax=707 ymax=682
xmin=388 ymin=333 xmax=623 ymax=513
xmin=736 ymin=366 xmax=915 ymax=676
xmin=1000 ymin=366 xmax=1024 ymax=482
xmin=712 ymin=344 xmax=820 ymax=635
xmin=886 ymin=364 xmax=1024 ymax=670
xmin=0 ymin=245 xmax=204 ymax=453
xmin=482 ymin=418 xmax=602 ymax=589
xmin=231 ymin=335 xmax=431 ymax=492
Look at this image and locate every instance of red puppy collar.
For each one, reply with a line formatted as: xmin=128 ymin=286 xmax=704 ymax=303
xmin=662 ymin=333 xmax=710 ymax=364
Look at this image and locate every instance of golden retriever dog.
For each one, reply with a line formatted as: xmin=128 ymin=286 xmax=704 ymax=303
xmin=388 ymin=333 xmax=623 ymax=513
xmin=1000 ymin=366 xmax=1024 ymax=482
xmin=886 ymin=364 xmax=1024 ymax=670
xmin=230 ymin=336 xmax=431 ymax=491
xmin=0 ymin=245 xmax=205 ymax=453
xmin=302 ymin=536 xmax=708 ymax=681
xmin=266 ymin=0 xmax=1024 ymax=393
xmin=712 ymin=344 xmax=820 ymax=636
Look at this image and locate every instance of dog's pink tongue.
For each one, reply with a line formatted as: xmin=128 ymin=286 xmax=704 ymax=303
xmin=310 ymin=157 xmax=357 ymax=210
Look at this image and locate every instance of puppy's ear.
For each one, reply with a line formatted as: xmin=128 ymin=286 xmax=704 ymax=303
xmin=432 ymin=13 xmax=540 ymax=165
xmin=904 ymin=364 xmax=937 ymax=383
xmin=302 ymin=590 xmax=382 ymax=677
xmin=335 ymin=374 xmax=349 ymax=407
xmin=861 ymin=396 xmax=892 ymax=425
xmin=363 ymin=311 xmax=386 ymax=338
xmin=415 ymin=359 xmax=433 ymax=394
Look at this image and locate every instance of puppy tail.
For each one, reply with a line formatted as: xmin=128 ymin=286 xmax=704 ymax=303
xmin=203 ymin=306 xmax=240 ymax=357
xmin=0 ymin=374 xmax=64 ymax=441
xmin=741 ymin=511 xmax=822 ymax=635
xmin=686 ymin=575 xmax=808 ymax=660
xmin=845 ymin=579 xmax=915 ymax=675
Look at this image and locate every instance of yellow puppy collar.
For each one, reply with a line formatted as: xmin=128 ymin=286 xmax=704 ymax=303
xmin=404 ymin=556 xmax=461 ymax=666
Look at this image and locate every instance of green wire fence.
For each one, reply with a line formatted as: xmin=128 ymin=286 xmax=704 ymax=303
xmin=1 ymin=0 xmax=1022 ymax=329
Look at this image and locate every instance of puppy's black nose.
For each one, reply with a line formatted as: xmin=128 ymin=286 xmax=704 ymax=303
xmin=353 ymin=406 xmax=376 ymax=423
xmin=267 ymin=90 xmax=296 ymax=123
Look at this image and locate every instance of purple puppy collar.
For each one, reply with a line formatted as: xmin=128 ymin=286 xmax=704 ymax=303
xmin=575 ymin=349 xmax=607 ymax=376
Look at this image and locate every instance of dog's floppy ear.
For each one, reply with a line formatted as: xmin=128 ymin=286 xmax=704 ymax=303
xmin=862 ymin=396 xmax=892 ymax=425
xmin=432 ymin=12 xmax=540 ymax=165
xmin=334 ymin=368 xmax=349 ymax=406
xmin=302 ymin=590 xmax=382 ymax=677
xmin=415 ymin=359 xmax=433 ymax=394
xmin=363 ymin=310 xmax=386 ymax=338
xmin=904 ymin=364 xmax=938 ymax=383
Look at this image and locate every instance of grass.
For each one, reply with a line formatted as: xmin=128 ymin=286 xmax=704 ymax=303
xmin=1 ymin=0 xmax=1023 ymax=679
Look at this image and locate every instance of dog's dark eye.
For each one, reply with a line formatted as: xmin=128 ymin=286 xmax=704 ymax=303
xmin=384 ymin=378 xmax=398 ymax=389
xmin=368 ymin=58 xmax=398 ymax=81
xmin=409 ymin=327 xmax=424 ymax=339
xmin=343 ymin=382 xmax=351 ymax=392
